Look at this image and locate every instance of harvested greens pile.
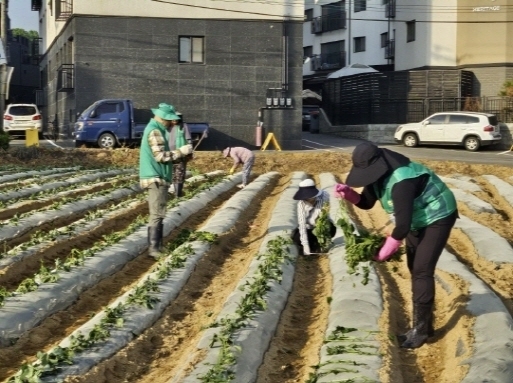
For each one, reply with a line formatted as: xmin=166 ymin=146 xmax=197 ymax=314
xmin=313 ymin=203 xmax=334 ymax=252
xmin=336 ymin=201 xmax=402 ymax=285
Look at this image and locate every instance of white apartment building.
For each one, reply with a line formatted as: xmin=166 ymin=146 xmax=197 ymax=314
xmin=303 ymin=0 xmax=513 ymax=97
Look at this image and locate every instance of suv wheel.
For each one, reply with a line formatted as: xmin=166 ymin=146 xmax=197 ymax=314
xmin=403 ymin=133 xmax=418 ymax=147
xmin=464 ymin=136 xmax=480 ymax=152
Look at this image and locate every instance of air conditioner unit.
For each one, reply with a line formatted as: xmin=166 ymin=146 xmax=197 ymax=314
xmin=311 ymin=56 xmax=322 ymax=71
xmin=311 ymin=18 xmax=322 ymax=34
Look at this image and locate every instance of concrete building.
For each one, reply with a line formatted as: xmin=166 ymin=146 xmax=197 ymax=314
xmin=303 ymin=0 xmax=513 ymax=97
xmin=31 ymin=0 xmax=303 ymax=149
xmin=7 ymin=34 xmax=40 ymax=104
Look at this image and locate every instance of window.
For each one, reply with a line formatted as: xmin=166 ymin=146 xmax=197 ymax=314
xmin=354 ymin=0 xmax=366 ymax=12
xmin=380 ymin=32 xmax=388 ymax=48
xmin=179 ymin=36 xmax=204 ymax=64
xmin=449 ymin=115 xmax=479 ymax=124
xmin=305 ymin=8 xmax=313 ymax=21
xmin=93 ymin=102 xmax=122 ymax=118
xmin=426 ymin=115 xmax=447 ymax=124
xmin=303 ymin=46 xmax=313 ymax=60
xmin=354 ymin=36 xmax=366 ymax=52
xmin=407 ymin=20 xmax=416 ymax=42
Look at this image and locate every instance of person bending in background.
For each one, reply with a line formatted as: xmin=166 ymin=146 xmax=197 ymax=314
xmin=169 ymin=112 xmax=193 ymax=197
xmin=222 ymin=146 xmax=255 ymax=189
xmin=139 ymin=103 xmax=193 ymax=259
xmin=334 ymin=142 xmax=458 ymax=349
xmin=292 ymin=179 xmax=336 ymax=256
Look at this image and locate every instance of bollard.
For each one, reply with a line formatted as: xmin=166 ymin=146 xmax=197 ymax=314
xmin=25 ymin=129 xmax=40 ymax=147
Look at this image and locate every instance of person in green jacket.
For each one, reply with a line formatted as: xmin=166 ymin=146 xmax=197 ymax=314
xmin=139 ymin=103 xmax=193 ymax=259
xmin=168 ymin=112 xmax=193 ymax=197
xmin=335 ymin=142 xmax=458 ymax=349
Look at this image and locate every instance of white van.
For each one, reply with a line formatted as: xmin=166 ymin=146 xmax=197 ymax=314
xmin=394 ymin=111 xmax=502 ymax=151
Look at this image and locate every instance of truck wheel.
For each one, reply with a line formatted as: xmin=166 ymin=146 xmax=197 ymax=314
xmin=98 ymin=133 xmax=116 ymax=149
xmin=464 ymin=136 xmax=480 ymax=151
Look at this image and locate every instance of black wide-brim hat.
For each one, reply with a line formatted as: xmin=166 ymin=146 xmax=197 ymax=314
xmin=346 ymin=142 xmax=389 ymax=187
xmin=293 ymin=179 xmax=320 ymax=200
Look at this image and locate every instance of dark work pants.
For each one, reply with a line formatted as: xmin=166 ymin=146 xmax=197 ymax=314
xmin=147 ymin=182 xmax=168 ymax=227
xmin=406 ymin=211 xmax=458 ymax=306
xmin=292 ymin=221 xmax=336 ymax=254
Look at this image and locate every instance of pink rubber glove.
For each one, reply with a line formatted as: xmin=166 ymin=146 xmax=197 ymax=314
xmin=334 ymin=183 xmax=361 ymax=204
xmin=374 ymin=236 xmax=402 ymax=262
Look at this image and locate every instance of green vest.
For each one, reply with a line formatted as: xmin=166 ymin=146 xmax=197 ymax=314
xmin=175 ymin=126 xmax=186 ymax=149
xmin=139 ymin=119 xmax=172 ymax=182
xmin=375 ymin=162 xmax=456 ymax=230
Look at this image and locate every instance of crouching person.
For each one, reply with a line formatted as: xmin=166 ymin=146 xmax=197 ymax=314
xmin=139 ymin=103 xmax=193 ymax=259
xmin=222 ymin=146 xmax=255 ymax=189
xmin=292 ymin=179 xmax=336 ymax=255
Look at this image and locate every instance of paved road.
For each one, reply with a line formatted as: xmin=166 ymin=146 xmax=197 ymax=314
xmin=302 ymin=131 xmax=513 ymax=167
xmin=9 ymin=133 xmax=513 ymax=167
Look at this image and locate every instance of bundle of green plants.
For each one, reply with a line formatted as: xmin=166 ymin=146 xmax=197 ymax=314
xmin=312 ymin=203 xmax=333 ymax=252
xmin=337 ymin=201 xmax=402 ymax=285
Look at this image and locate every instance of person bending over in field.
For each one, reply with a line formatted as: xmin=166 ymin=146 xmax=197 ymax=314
xmin=292 ymin=179 xmax=336 ymax=256
xmin=334 ymin=142 xmax=458 ymax=349
xmin=222 ymin=146 xmax=255 ymax=189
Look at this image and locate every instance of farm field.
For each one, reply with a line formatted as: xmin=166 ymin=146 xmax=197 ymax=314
xmin=0 ymin=146 xmax=513 ymax=383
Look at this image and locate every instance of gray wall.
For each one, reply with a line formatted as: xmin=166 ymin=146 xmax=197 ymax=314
xmin=42 ymin=16 xmax=303 ymax=149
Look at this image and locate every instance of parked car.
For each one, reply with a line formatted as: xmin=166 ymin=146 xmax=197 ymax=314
xmin=74 ymin=99 xmax=209 ymax=149
xmin=302 ymin=105 xmax=320 ymax=131
xmin=3 ymin=104 xmax=43 ymax=136
xmin=394 ymin=111 xmax=502 ymax=151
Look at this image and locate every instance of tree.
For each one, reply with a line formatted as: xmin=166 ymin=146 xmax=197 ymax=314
xmin=498 ymin=79 xmax=513 ymax=97
xmin=11 ymin=28 xmax=39 ymax=41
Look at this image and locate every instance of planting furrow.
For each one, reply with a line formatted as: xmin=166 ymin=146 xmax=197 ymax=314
xmin=0 ymin=167 xmax=80 ymax=184
xmin=12 ymin=172 xmax=279 ymax=382
xmin=0 ymin=174 xmax=241 ymax=348
xmin=0 ymin=169 xmax=134 ymax=204
xmin=179 ymin=171 xmax=305 ymax=383
xmin=303 ymin=172 xmax=383 ymax=383
xmin=0 ymin=180 xmax=140 ymax=249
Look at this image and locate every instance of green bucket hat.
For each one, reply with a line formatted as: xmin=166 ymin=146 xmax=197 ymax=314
xmin=151 ymin=103 xmax=180 ymax=120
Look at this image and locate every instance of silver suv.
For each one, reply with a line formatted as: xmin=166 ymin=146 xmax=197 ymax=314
xmin=394 ymin=112 xmax=502 ymax=151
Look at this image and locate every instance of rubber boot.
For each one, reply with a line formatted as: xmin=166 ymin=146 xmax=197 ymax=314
xmin=175 ymin=183 xmax=184 ymax=198
xmin=397 ymin=307 xmax=434 ymax=343
xmin=400 ymin=304 xmax=431 ymax=349
xmin=148 ymin=223 xmax=164 ymax=259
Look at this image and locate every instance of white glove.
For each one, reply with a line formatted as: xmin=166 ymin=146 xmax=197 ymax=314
xmin=178 ymin=144 xmax=193 ymax=156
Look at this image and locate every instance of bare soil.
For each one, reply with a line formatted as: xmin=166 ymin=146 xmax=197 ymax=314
xmin=0 ymin=146 xmax=512 ymax=383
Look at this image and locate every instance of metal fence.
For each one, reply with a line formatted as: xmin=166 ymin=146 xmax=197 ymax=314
xmin=326 ymin=96 xmax=513 ymax=125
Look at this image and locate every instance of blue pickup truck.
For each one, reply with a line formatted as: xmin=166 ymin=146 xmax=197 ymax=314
xmin=74 ymin=99 xmax=209 ymax=149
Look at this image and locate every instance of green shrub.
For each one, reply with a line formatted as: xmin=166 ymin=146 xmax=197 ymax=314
xmin=0 ymin=130 xmax=10 ymax=151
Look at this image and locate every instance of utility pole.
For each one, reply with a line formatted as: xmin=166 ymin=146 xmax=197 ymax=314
xmin=0 ymin=0 xmax=6 ymax=132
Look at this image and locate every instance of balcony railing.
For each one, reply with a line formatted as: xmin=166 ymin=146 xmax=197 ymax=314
xmin=56 ymin=0 xmax=73 ymax=21
xmin=385 ymin=39 xmax=395 ymax=59
xmin=31 ymin=0 xmax=42 ymax=11
xmin=311 ymin=13 xmax=347 ymax=34
xmin=385 ymin=0 xmax=396 ymax=18
xmin=311 ymin=51 xmax=346 ymax=71
xmin=57 ymin=64 xmax=74 ymax=91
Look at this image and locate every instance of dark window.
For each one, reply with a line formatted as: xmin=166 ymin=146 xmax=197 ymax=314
xmin=383 ymin=0 xmax=389 ymax=3
xmin=354 ymin=36 xmax=366 ymax=52
xmin=407 ymin=20 xmax=416 ymax=42
xmin=488 ymin=116 xmax=498 ymax=125
xmin=320 ymin=40 xmax=345 ymax=69
xmin=305 ymin=8 xmax=313 ymax=21
xmin=426 ymin=115 xmax=446 ymax=124
xmin=94 ymin=102 xmax=120 ymax=117
xmin=321 ymin=1 xmax=346 ymax=32
xmin=303 ymin=46 xmax=313 ymax=59
xmin=354 ymin=0 xmax=366 ymax=12
xmin=380 ymin=32 xmax=388 ymax=48
xmin=8 ymin=106 xmax=37 ymax=116
xmin=448 ymin=115 xmax=469 ymax=124
xmin=179 ymin=36 xmax=204 ymax=64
